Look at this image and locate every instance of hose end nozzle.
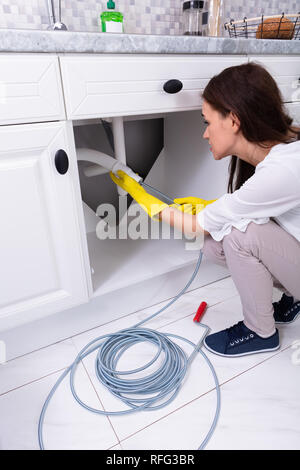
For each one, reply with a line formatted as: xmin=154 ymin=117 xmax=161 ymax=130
xmin=111 ymin=162 xmax=143 ymax=183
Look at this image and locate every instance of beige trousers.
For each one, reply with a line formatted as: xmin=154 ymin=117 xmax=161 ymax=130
xmin=202 ymin=220 xmax=300 ymax=337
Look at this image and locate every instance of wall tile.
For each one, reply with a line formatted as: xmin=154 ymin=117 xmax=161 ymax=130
xmin=0 ymin=1 xmax=297 ymax=36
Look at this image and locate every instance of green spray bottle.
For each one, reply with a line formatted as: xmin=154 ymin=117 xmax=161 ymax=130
xmin=100 ymin=1 xmax=124 ymax=33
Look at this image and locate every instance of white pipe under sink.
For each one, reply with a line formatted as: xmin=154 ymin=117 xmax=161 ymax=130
xmin=77 ymin=117 xmax=142 ymax=185
xmin=77 ymin=148 xmax=118 ymax=175
xmin=77 ymin=147 xmax=141 ymax=188
xmin=77 ymin=117 xmax=143 ymax=234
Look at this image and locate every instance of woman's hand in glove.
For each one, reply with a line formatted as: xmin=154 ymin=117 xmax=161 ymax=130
xmin=170 ymin=197 xmax=217 ymax=214
xmin=110 ymin=170 xmax=168 ymax=219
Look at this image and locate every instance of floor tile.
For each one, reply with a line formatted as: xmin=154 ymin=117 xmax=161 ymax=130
xmin=108 ymin=444 xmax=124 ymax=450
xmin=0 ymin=363 xmax=119 ymax=450
xmin=206 ymin=346 xmax=300 ymax=449
xmin=184 ymin=275 xmax=238 ymax=307
xmin=119 ymin=391 xmax=217 ymax=450
xmin=0 ymin=339 xmax=78 ymax=395
xmin=120 ymin=347 xmax=300 ymax=450
xmin=1 ymin=277 xmax=297 ymax=450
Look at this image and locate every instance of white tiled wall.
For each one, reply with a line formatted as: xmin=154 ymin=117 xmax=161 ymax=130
xmin=0 ymin=0 xmax=298 ymax=35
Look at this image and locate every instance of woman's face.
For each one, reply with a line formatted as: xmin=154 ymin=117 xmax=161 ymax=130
xmin=202 ymin=100 xmax=240 ymax=160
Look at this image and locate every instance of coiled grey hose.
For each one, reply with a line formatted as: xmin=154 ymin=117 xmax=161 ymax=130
xmin=38 ymin=249 xmax=221 ymax=450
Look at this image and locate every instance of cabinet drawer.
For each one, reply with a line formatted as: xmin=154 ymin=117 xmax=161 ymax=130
xmin=60 ymin=54 xmax=247 ymax=119
xmin=0 ymin=54 xmax=65 ymax=125
xmin=248 ymin=55 xmax=300 ymax=103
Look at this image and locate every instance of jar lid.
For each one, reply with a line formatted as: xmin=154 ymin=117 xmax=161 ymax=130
xmin=183 ymin=1 xmax=205 ymax=10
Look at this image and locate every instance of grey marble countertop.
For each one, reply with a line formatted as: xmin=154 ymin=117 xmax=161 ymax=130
xmin=0 ymin=28 xmax=300 ymax=55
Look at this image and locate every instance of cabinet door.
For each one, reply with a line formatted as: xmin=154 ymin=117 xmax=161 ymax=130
xmin=0 ymin=121 xmax=89 ymax=331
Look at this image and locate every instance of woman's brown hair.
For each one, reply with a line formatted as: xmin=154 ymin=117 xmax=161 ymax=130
xmin=202 ymin=62 xmax=299 ymax=193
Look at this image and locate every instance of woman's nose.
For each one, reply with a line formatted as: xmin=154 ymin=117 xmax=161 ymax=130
xmin=203 ymin=127 xmax=209 ymax=139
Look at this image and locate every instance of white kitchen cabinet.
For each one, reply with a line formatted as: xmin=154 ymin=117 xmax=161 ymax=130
xmin=0 ymin=54 xmax=65 ymax=126
xmin=0 ymin=121 xmax=90 ymax=331
xmin=1 ymin=51 xmax=300 ymax=356
xmin=59 ymin=54 xmax=248 ymax=119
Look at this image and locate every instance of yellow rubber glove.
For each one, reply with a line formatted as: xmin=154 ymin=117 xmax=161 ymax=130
xmin=170 ymin=197 xmax=217 ymax=215
xmin=110 ymin=170 xmax=168 ymax=219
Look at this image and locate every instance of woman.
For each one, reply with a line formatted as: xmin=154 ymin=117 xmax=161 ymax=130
xmin=111 ymin=62 xmax=300 ymax=358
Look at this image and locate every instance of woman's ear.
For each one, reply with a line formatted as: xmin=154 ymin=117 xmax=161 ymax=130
xmin=229 ymin=111 xmax=241 ymax=133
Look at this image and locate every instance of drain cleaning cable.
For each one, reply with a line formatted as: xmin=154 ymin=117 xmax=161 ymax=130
xmin=38 ymin=249 xmax=221 ymax=450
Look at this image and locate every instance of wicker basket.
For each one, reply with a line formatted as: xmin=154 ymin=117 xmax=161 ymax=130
xmin=224 ymin=13 xmax=300 ymax=39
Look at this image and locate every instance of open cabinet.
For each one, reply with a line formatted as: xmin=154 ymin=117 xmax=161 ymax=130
xmin=72 ymin=110 xmax=229 ymax=317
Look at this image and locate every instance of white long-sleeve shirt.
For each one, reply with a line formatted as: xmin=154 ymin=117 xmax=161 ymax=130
xmin=197 ymin=140 xmax=300 ymax=242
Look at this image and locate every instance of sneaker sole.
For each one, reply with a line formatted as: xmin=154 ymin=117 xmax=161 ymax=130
xmin=203 ymin=339 xmax=280 ymax=357
xmin=275 ymin=312 xmax=300 ymax=324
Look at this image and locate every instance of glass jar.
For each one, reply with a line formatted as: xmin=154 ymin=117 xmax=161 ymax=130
xmin=182 ymin=1 xmax=209 ymax=36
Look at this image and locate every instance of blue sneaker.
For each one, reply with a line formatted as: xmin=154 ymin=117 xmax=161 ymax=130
xmin=273 ymin=294 xmax=300 ymax=324
xmin=203 ymin=321 xmax=279 ymax=357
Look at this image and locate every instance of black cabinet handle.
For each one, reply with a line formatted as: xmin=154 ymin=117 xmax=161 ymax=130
xmin=163 ymin=79 xmax=183 ymax=94
xmin=55 ymin=149 xmax=69 ymax=175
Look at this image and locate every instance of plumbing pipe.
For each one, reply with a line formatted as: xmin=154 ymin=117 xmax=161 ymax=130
xmin=84 ymin=165 xmax=109 ymax=178
xmin=77 ymin=148 xmax=142 ymax=183
xmin=77 ymin=118 xmax=141 ymax=232
xmin=77 ymin=148 xmax=115 ymax=170
xmin=112 ymin=117 xmax=127 ymax=197
xmin=112 ymin=117 xmax=126 ymax=165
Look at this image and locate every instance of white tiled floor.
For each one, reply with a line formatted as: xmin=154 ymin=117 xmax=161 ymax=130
xmin=0 ymin=276 xmax=300 ymax=450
